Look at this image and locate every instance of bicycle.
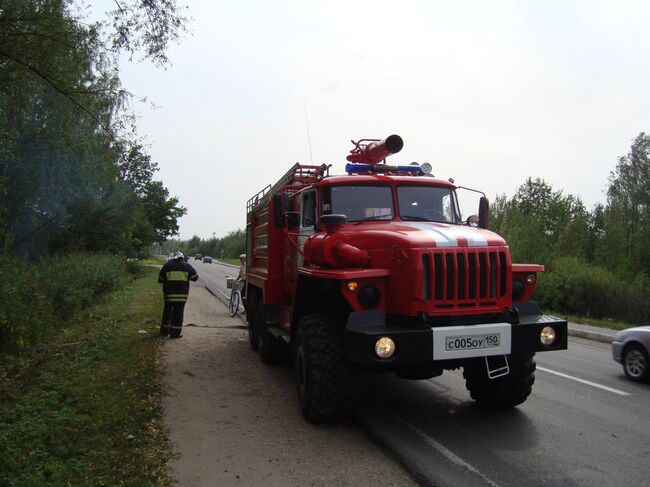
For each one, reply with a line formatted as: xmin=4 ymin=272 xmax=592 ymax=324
xmin=229 ymin=279 xmax=243 ymax=317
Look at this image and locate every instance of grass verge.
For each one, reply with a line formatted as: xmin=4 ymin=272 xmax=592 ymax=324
xmin=0 ymin=267 xmax=171 ymax=486
xmin=138 ymin=256 xmax=166 ymax=266
xmin=547 ymin=309 xmax=635 ymax=331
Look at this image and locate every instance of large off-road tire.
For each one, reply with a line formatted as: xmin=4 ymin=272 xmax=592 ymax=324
xmin=463 ymin=353 xmax=536 ymax=409
xmin=257 ymin=325 xmax=287 ymax=365
xmin=294 ymin=314 xmax=352 ymax=423
xmin=246 ymin=288 xmax=260 ymax=351
xmin=622 ymin=344 xmax=649 ymax=382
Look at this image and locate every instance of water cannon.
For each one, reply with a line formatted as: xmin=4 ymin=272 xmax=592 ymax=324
xmin=346 ymin=135 xmax=403 ymax=164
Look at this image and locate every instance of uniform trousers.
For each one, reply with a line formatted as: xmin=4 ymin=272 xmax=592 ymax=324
xmin=161 ymin=300 xmax=186 ymax=337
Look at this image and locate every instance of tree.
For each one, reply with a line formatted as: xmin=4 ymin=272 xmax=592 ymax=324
xmin=0 ymin=0 xmax=189 ymax=256
xmin=602 ymin=133 xmax=650 ymax=277
xmin=140 ymin=181 xmax=187 ymax=243
xmin=491 ymin=178 xmax=590 ymax=265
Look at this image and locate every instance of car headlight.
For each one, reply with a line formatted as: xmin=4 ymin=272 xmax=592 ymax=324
xmin=375 ymin=337 xmax=396 ymax=359
xmin=540 ymin=326 xmax=556 ymax=346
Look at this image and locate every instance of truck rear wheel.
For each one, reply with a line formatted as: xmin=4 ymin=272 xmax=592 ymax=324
xmin=294 ymin=314 xmax=352 ymax=423
xmin=463 ymin=353 xmax=536 ymax=409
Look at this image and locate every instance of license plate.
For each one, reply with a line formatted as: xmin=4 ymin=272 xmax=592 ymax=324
xmin=445 ymin=334 xmax=500 ymax=351
xmin=432 ymin=323 xmax=511 ymax=360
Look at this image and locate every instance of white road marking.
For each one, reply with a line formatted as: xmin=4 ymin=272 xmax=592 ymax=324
xmin=397 ymin=416 xmax=502 ymax=487
xmin=537 ymin=366 xmax=630 ymax=396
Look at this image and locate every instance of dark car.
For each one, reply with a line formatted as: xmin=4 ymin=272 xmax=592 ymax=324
xmin=195 ymin=254 xmax=202 ymax=260
xmin=202 ymin=256 xmax=213 ymax=264
xmin=612 ymin=326 xmax=650 ymax=382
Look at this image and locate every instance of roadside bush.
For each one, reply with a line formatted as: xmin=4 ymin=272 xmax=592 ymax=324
xmin=0 ymin=256 xmax=51 ymax=349
xmin=42 ymin=253 xmax=128 ymax=319
xmin=0 ymin=253 xmax=131 ymax=351
xmin=537 ymin=257 xmax=650 ymax=324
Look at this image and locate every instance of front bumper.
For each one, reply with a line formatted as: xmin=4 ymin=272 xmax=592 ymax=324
xmin=344 ymin=310 xmax=568 ymax=367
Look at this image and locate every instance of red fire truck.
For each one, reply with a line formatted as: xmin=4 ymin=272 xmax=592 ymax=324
xmin=244 ymin=135 xmax=567 ymax=422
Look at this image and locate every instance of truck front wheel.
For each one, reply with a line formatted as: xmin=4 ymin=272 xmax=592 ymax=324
xmin=463 ymin=353 xmax=536 ymax=409
xmin=294 ymin=314 xmax=352 ymax=422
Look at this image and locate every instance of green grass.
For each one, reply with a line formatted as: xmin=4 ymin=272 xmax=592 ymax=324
xmin=547 ymin=309 xmax=637 ymax=331
xmin=0 ymin=267 xmax=171 ymax=486
xmin=218 ymin=258 xmax=240 ymax=266
xmin=138 ymin=256 xmax=166 ymax=265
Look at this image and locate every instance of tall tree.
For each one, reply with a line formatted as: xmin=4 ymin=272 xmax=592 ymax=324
xmin=491 ymin=178 xmax=590 ymax=265
xmin=0 ymin=0 xmax=188 ymax=256
xmin=602 ymin=133 xmax=650 ymax=277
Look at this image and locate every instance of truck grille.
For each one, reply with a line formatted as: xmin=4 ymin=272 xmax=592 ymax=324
xmin=422 ymin=249 xmax=509 ymax=308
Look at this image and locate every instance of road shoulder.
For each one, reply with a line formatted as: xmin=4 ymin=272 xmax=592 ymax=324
xmin=161 ymin=282 xmax=417 ymax=486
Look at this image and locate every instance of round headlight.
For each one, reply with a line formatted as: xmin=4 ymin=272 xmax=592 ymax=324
xmin=375 ymin=337 xmax=396 ymax=359
xmin=358 ymin=284 xmax=381 ymax=308
xmin=540 ymin=326 xmax=556 ymax=346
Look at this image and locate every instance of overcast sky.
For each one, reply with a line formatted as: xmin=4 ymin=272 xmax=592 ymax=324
xmin=100 ymin=0 xmax=650 ymax=239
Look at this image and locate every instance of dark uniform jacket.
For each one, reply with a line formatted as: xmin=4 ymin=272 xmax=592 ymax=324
xmin=158 ymin=259 xmax=199 ymax=302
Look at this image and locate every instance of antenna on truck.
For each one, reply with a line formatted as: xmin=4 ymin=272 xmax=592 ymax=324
xmin=304 ymin=100 xmax=314 ymax=164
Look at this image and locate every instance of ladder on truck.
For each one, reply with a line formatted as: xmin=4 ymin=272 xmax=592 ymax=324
xmin=246 ymin=163 xmax=330 ymax=212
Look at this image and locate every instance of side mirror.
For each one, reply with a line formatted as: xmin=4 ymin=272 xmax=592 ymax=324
xmin=466 ymin=215 xmax=479 ymax=227
xmin=478 ymin=197 xmax=489 ymax=229
xmin=284 ymin=211 xmax=300 ymax=230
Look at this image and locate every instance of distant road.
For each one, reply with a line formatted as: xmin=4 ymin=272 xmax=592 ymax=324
xmin=193 ymin=259 xmax=650 ymax=486
xmin=193 ymin=259 xmax=239 ymax=309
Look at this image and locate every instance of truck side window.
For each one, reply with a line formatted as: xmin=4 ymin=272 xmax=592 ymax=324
xmin=302 ymin=190 xmax=317 ymax=228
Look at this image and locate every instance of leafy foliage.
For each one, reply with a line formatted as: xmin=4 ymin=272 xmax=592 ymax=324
xmin=537 ymin=257 xmax=650 ymax=324
xmin=0 ymin=253 xmax=133 ymax=350
xmin=0 ymin=0 xmax=187 ymax=257
xmin=163 ymin=229 xmax=247 ymax=260
xmin=601 ymin=133 xmax=650 ymax=277
xmin=491 ymin=134 xmax=650 ymax=324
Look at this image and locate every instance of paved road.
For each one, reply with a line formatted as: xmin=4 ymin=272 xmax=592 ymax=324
xmin=193 ymin=259 xmax=241 ymax=310
xmin=195 ymin=260 xmax=650 ymax=487
xmin=356 ymin=337 xmax=650 ymax=487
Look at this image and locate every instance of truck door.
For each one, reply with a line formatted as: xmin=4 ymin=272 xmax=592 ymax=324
xmin=296 ymin=189 xmax=317 ymax=268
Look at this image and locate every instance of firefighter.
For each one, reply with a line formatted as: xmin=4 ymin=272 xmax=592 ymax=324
xmin=158 ymin=251 xmax=199 ymax=338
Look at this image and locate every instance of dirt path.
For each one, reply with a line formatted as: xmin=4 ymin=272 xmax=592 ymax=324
xmin=161 ymin=281 xmax=417 ymax=486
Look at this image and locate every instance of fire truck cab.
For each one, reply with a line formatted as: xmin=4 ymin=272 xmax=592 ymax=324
xmin=245 ymin=135 xmax=567 ymax=422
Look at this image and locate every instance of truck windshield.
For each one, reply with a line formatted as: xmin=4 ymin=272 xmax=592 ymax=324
xmin=397 ymin=186 xmax=460 ymax=223
xmin=322 ymin=185 xmax=394 ymax=222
